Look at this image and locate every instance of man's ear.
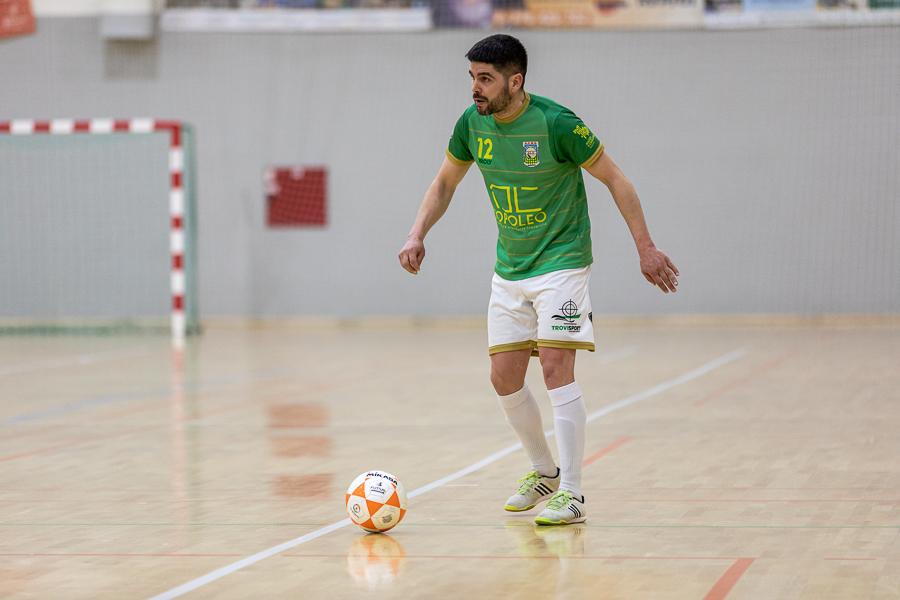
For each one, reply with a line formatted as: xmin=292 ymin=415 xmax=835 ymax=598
xmin=509 ymin=73 xmax=524 ymax=93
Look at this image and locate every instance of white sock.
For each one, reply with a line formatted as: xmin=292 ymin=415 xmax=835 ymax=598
xmin=548 ymin=381 xmax=586 ymax=499
xmin=498 ymin=385 xmax=557 ymax=477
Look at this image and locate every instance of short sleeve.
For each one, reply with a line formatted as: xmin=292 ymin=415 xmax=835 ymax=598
xmin=552 ymin=109 xmax=604 ymax=167
xmin=446 ymin=110 xmax=474 ymax=164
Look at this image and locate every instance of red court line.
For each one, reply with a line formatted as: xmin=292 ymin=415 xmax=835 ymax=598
xmin=282 ymin=553 xmax=747 ymax=561
xmin=583 ymin=436 xmax=632 ymax=467
xmin=2 ymin=368 xmax=407 ymax=463
xmin=1 ymin=426 xmax=73 ymax=443
xmin=694 ymin=353 xmax=791 ymax=407
xmin=574 ymin=498 xmax=900 ymax=503
xmin=703 ymin=557 xmax=755 ymax=600
xmin=5 ymin=497 xmax=896 ymax=505
xmin=0 ymin=553 xmax=242 ymax=558
xmin=0 ymin=424 xmax=159 ymax=463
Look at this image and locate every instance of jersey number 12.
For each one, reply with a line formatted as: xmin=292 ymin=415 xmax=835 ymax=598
xmin=476 ymin=137 xmax=493 ymax=161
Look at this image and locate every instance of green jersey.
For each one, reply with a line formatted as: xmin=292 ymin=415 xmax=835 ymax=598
xmin=447 ymin=93 xmax=604 ymax=281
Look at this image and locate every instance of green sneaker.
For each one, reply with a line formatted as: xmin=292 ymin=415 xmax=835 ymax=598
xmin=503 ymin=468 xmax=560 ymax=512
xmin=534 ymin=490 xmax=586 ymax=526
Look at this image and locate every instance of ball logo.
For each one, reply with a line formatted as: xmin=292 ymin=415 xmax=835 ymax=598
xmin=351 ymin=504 xmax=361 ymax=515
xmin=367 ymin=471 xmax=398 ymax=485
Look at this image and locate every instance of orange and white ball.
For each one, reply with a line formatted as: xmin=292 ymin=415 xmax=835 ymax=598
xmin=345 ymin=470 xmax=408 ymax=533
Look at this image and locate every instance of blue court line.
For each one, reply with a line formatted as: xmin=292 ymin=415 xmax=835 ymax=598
xmin=3 ymin=388 xmax=172 ymax=425
xmin=1 ymin=367 xmax=298 ymax=428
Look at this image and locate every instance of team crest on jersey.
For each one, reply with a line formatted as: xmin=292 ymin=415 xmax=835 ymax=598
xmin=522 ymin=141 xmax=540 ymax=167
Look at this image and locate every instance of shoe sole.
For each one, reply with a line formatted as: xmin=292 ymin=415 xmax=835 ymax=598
xmin=534 ymin=516 xmax=586 ymax=526
xmin=504 ymin=503 xmax=537 ymax=512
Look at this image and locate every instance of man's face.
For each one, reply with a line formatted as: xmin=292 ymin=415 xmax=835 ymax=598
xmin=469 ymin=62 xmax=514 ymax=116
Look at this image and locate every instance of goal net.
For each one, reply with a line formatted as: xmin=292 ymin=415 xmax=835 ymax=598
xmin=0 ymin=119 xmax=198 ymax=343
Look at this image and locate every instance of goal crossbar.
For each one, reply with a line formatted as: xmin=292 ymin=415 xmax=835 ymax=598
xmin=0 ymin=118 xmax=197 ymax=345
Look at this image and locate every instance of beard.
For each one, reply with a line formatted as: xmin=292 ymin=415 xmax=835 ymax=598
xmin=474 ymin=85 xmax=513 ymax=116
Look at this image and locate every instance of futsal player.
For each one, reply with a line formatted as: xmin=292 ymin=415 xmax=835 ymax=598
xmin=398 ymin=34 xmax=678 ymax=525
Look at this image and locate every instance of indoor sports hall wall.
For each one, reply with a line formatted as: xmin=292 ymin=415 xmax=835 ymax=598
xmin=2 ymin=20 xmax=898 ymax=318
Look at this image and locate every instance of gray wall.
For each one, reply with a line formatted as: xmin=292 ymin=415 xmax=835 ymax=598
xmin=2 ymin=20 xmax=899 ymax=317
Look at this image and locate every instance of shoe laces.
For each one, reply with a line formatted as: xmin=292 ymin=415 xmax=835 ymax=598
xmin=515 ymin=471 xmax=541 ymax=495
xmin=546 ymin=490 xmax=574 ymax=510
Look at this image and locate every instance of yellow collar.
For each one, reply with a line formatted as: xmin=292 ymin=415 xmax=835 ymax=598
xmin=493 ymin=92 xmax=530 ymax=124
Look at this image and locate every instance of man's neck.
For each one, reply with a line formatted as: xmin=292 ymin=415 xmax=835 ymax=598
xmin=493 ymin=90 xmax=528 ymax=122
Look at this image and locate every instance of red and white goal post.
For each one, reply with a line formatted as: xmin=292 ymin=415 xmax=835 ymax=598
xmin=0 ymin=118 xmax=199 ymax=345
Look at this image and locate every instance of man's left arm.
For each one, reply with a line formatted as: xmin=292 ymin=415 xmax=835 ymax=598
xmin=584 ymin=152 xmax=679 ymax=294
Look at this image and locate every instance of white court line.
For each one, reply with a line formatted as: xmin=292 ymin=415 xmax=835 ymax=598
xmin=586 ymin=347 xmax=747 ymax=425
xmin=148 ymin=347 xmax=747 ymax=600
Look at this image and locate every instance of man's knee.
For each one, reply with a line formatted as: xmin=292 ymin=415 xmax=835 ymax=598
xmin=490 ymin=367 xmax=525 ymax=396
xmin=490 ymin=350 xmax=530 ymax=396
xmin=539 ymin=348 xmax=576 ymax=388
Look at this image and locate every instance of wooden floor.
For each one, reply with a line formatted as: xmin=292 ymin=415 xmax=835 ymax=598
xmin=1 ymin=322 xmax=899 ymax=599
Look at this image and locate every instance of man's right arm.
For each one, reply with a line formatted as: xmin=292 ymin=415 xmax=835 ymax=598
xmin=398 ymin=156 xmax=471 ymax=275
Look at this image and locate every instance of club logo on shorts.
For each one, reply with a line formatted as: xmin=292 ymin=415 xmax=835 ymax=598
xmin=551 ymin=300 xmax=582 ymax=332
xmin=552 ymin=300 xmax=580 ymax=323
xmin=522 ymin=141 xmax=540 ymax=167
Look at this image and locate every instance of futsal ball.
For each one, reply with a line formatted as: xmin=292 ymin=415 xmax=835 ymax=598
xmin=345 ymin=470 xmax=408 ymax=533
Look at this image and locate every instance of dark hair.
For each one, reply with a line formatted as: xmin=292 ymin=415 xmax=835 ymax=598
xmin=465 ymin=34 xmax=527 ymax=81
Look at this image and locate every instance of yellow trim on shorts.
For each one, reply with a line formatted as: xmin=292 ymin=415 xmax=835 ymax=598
xmin=580 ymin=144 xmax=605 ymax=168
xmin=488 ymin=340 xmax=536 ymax=355
xmin=489 ymin=340 xmax=595 ymax=355
xmin=536 ymin=340 xmax=596 ymax=352
xmin=445 ymin=149 xmax=474 ymax=166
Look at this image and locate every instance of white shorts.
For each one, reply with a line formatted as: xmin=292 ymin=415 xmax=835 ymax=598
xmin=487 ymin=266 xmax=595 ymax=356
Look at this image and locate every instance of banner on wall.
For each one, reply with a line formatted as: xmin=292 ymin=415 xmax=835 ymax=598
xmin=816 ymin=0 xmax=863 ymax=9
xmin=743 ymin=0 xmax=814 ymax=9
xmin=492 ymin=0 xmax=704 ymax=28
xmin=0 ymin=0 xmax=34 ymax=38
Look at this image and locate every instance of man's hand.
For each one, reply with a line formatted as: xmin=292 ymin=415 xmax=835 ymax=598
xmin=398 ymin=157 xmax=470 ymax=276
xmin=640 ymin=246 xmax=679 ymax=293
xmin=398 ymin=237 xmax=426 ymax=275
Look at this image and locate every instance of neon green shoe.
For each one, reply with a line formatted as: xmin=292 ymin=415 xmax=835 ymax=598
xmin=503 ymin=468 xmax=560 ymax=512
xmin=534 ymin=490 xmax=586 ymax=526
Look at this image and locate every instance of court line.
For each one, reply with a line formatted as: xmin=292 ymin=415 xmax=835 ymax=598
xmin=0 ymin=553 xmax=879 ymax=562
xmin=0 ymin=553 xmax=244 ymax=558
xmin=583 ymin=436 xmax=631 ymax=467
xmin=0 ymin=424 xmax=159 ymax=463
xmin=0 ymin=347 xmax=146 ymax=378
xmin=4 ymin=390 xmax=170 ymax=426
xmin=5 ymin=523 xmax=897 ymax=530
xmin=7 ymin=515 xmax=900 ymax=531
xmin=2 ymin=346 xmax=640 ymax=448
xmin=286 ymin=553 xmax=755 ymax=561
xmin=703 ymin=557 xmax=755 ymax=600
xmin=147 ymin=347 xmax=747 ymax=600
xmin=693 ymin=352 xmax=791 ymax=407
xmin=5 ymin=497 xmax=897 ymax=504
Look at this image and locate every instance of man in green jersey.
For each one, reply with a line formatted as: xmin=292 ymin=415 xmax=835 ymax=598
xmin=398 ymin=34 xmax=679 ymax=525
